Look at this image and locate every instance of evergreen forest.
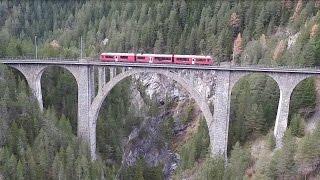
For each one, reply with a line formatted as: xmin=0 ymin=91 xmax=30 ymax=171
xmin=1 ymin=0 xmax=320 ymax=179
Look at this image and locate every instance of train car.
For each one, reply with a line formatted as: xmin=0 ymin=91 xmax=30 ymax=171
xmin=151 ymin=54 xmax=173 ymax=64
xmin=174 ymin=55 xmax=213 ymax=65
xmin=192 ymin=55 xmax=213 ymax=65
xmin=100 ymin=53 xmax=135 ymax=62
xmin=135 ymin=53 xmax=173 ymax=64
xmin=99 ymin=53 xmax=213 ymax=65
xmin=136 ymin=53 xmax=152 ymax=63
xmin=173 ymin=55 xmax=192 ymax=64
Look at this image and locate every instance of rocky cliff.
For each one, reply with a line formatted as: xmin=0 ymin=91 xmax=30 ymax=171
xmin=120 ymin=72 xmax=215 ymax=178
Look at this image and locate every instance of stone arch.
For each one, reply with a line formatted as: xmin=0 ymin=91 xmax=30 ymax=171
xmin=2 ymin=65 xmax=30 ymax=87
xmin=288 ymin=75 xmax=318 ymax=132
xmin=229 ymin=71 xmax=251 ymax=94
xmin=39 ymin=65 xmax=80 ymax=133
xmin=228 ymin=71 xmax=281 ymax=148
xmin=1 ymin=65 xmax=34 ymax=106
xmin=4 ymin=64 xmax=48 ymax=111
xmin=268 ymin=73 xmax=311 ymax=147
xmin=229 ymin=72 xmax=312 ymax=147
xmin=38 ymin=65 xmax=81 ymax=88
xmin=7 ymin=64 xmax=81 ymax=112
xmin=89 ymin=68 xmax=214 ymax=158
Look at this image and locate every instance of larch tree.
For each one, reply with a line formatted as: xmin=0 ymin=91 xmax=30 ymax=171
xmin=273 ymin=40 xmax=286 ymax=60
xmin=290 ymin=0 xmax=303 ymax=22
xmin=232 ymin=33 xmax=243 ymax=64
xmin=229 ymin=12 xmax=241 ymax=38
xmin=310 ymin=24 xmax=319 ymax=38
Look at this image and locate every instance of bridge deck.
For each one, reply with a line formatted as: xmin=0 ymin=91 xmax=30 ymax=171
xmin=2 ymin=59 xmax=320 ymax=74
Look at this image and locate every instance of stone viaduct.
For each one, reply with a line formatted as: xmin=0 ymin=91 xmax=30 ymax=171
xmin=1 ymin=60 xmax=317 ymax=160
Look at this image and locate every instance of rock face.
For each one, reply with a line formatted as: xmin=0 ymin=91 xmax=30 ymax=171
xmin=133 ymin=73 xmax=188 ymax=102
xmin=122 ymin=71 xmax=215 ymax=178
xmin=121 ymin=111 xmax=179 ymax=179
xmin=129 ymin=84 xmax=147 ymax=117
xmin=132 ymin=71 xmax=215 ymax=104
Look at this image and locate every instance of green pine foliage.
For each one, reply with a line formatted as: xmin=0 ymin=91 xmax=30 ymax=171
xmin=289 ymin=113 xmax=305 ymax=137
xmin=0 ymin=0 xmax=316 ymax=61
xmin=253 ymin=123 xmax=320 ymax=178
xmin=290 ymin=78 xmax=316 ymax=118
xmin=229 ymin=74 xmax=280 ymax=148
xmin=178 ymin=118 xmax=209 ymax=171
xmin=0 ymin=65 xmax=110 ymax=179
xmin=295 ymin=123 xmax=320 ymax=176
xmin=225 ymin=142 xmax=251 ymax=179
xmin=41 ymin=67 xmax=78 ymax=133
xmin=1 ymin=0 xmax=320 ymax=178
xmin=190 ymin=143 xmax=251 ymax=179
xmin=195 ymin=157 xmax=225 ymax=180
xmin=120 ymin=158 xmax=164 ymax=180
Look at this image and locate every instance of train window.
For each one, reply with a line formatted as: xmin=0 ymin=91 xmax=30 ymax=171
xmin=155 ymin=57 xmax=171 ymax=61
xmin=176 ymin=58 xmax=189 ymax=61
xmin=105 ymin=55 xmax=114 ymax=58
xmin=137 ymin=56 xmax=145 ymax=59
xmin=197 ymin=59 xmax=206 ymax=61
xmin=120 ymin=56 xmax=128 ymax=59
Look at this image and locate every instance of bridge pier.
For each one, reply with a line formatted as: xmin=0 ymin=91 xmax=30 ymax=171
xmin=76 ymin=66 xmax=96 ymax=159
xmin=271 ymin=73 xmax=309 ymax=147
xmin=211 ymin=71 xmax=231 ymax=159
xmin=274 ymin=85 xmax=293 ymax=147
xmin=26 ymin=75 xmax=44 ymax=111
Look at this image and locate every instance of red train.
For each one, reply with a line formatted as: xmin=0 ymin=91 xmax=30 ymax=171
xmin=100 ymin=53 xmax=213 ymax=65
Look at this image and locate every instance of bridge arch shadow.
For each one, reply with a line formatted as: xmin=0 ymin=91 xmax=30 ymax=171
xmin=3 ymin=65 xmax=30 ymax=93
xmin=2 ymin=65 xmax=43 ymax=113
xmin=0 ymin=65 xmax=44 ymax=144
xmin=40 ymin=66 xmax=78 ymax=134
xmin=228 ymin=73 xmax=280 ymax=152
xmin=289 ymin=76 xmax=318 ymax=133
xmin=1 ymin=65 xmax=38 ymax=108
xmin=2 ymin=64 xmax=35 ymax=95
xmin=90 ymin=69 xmax=214 ymax=160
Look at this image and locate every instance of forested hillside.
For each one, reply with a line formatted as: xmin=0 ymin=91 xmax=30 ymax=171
xmin=1 ymin=0 xmax=320 ymax=179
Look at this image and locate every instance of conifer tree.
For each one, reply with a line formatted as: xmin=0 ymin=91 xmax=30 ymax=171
xmin=296 ymin=123 xmax=320 ymax=174
xmin=289 ymin=114 xmax=305 ymax=137
xmin=154 ymin=31 xmax=165 ymax=54
xmin=52 ymin=154 xmax=60 ymax=179
xmin=75 ymin=155 xmax=90 ymax=180
xmin=245 ymin=103 xmax=265 ymax=135
xmin=5 ymin=154 xmax=17 ymax=179
xmin=255 ymin=7 xmax=267 ymax=38
xmin=16 ymin=160 xmax=25 ymax=180
xmin=197 ymin=157 xmax=225 ymax=180
xmin=65 ymin=145 xmax=75 ymax=179
xmin=226 ymin=142 xmax=251 ymax=179
xmin=272 ymin=130 xmax=297 ymax=178
xmin=25 ymin=146 xmax=37 ymax=179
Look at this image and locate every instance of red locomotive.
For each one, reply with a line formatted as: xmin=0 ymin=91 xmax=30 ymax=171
xmin=100 ymin=53 xmax=213 ymax=65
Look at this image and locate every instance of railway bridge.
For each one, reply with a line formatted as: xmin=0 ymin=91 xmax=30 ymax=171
xmin=1 ymin=59 xmax=318 ymax=160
